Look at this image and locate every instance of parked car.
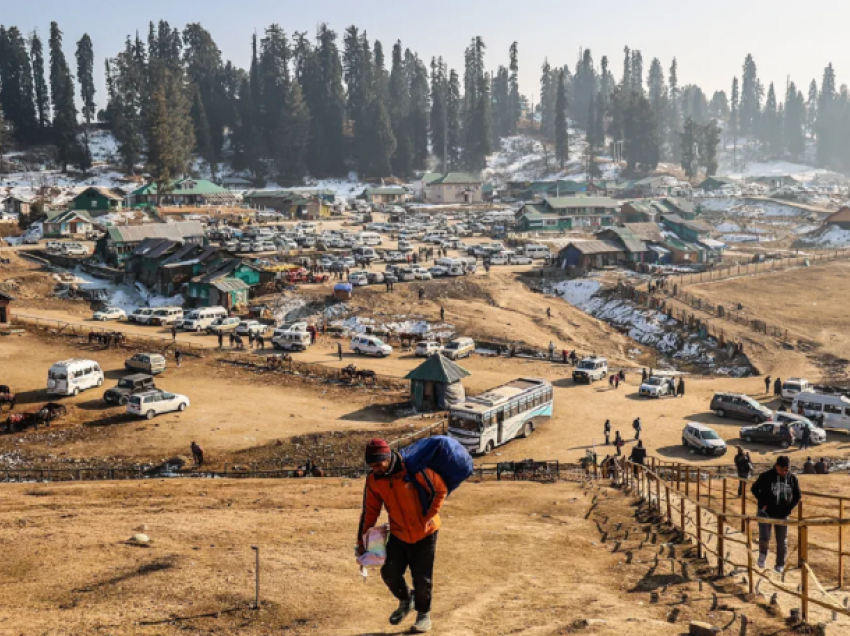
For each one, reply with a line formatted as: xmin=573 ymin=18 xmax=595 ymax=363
xmin=124 ymin=353 xmax=167 ymax=375
xmin=235 ymin=320 xmax=266 ymax=337
xmin=639 ymin=376 xmax=676 ymax=398
xmin=148 ymin=307 xmax=183 ymax=326
xmin=781 ymin=378 xmax=811 ymax=403
xmin=682 ymin=422 xmax=728 ymax=456
xmin=103 ymin=374 xmax=159 ymax=405
xmin=93 ymin=307 xmax=127 ymax=321
xmin=412 ymin=267 xmax=432 ymax=280
xmin=127 ymin=391 xmax=190 ymax=419
xmin=47 ymin=359 xmax=104 ymax=396
xmin=710 ymin=392 xmax=772 ymax=423
xmin=429 ymin=265 xmax=448 ymax=278
xmin=442 ymin=337 xmax=475 ymax=360
xmin=348 ymin=272 xmax=369 ymax=286
xmin=772 ymin=412 xmax=827 ymax=445
xmin=573 ymin=356 xmax=608 ymax=383
xmin=350 ymin=335 xmax=393 ymax=357
xmin=740 ymin=422 xmax=795 ymax=448
xmin=366 ymin=271 xmax=385 ymax=284
xmin=129 ymin=307 xmax=155 ymax=324
xmin=510 ymin=255 xmax=533 ymax=265
xmin=415 ymin=341 xmax=444 ymax=357
xmin=207 ymin=316 xmax=241 ymax=335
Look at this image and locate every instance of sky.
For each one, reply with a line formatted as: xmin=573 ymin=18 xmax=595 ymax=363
xmin=4 ymin=0 xmax=850 ymax=109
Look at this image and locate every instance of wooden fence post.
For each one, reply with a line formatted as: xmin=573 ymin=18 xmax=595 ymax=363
xmin=696 ymin=469 xmax=701 ymax=504
xmin=838 ymin=499 xmax=844 ymax=587
xmin=722 ymin=478 xmax=727 ymax=514
xmin=666 ymin=484 xmax=672 ymax=522
xmin=696 ymin=504 xmax=703 ymax=558
xmin=656 ymin=474 xmax=661 ymax=514
xmin=746 ymin=518 xmax=754 ymax=595
xmin=680 ymin=493 xmax=686 ymax=535
xmin=707 ymin=474 xmax=712 ymax=508
xmin=798 ymin=501 xmax=804 ymax=568
xmin=717 ymin=515 xmax=726 ymax=576
xmin=801 ymin=523 xmax=810 ymax=622
xmin=741 ymin=482 xmax=747 ymax=533
xmin=685 ymin=467 xmax=690 ymax=497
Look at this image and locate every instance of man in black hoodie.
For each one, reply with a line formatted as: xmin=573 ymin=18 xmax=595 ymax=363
xmin=751 ymin=455 xmax=801 ymax=573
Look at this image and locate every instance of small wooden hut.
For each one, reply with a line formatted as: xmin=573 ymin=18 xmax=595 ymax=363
xmin=405 ymin=354 xmax=471 ymax=411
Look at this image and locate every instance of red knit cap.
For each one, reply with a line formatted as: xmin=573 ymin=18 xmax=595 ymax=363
xmin=365 ymin=438 xmax=391 ymax=464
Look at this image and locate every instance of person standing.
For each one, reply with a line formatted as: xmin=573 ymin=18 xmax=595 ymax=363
xmin=614 ymin=431 xmax=624 ymax=456
xmin=734 ymin=447 xmax=753 ymax=496
xmin=248 ymin=332 xmax=255 ymax=349
xmin=774 ymin=377 xmax=782 ymax=398
xmin=337 ymin=342 xmax=343 ymax=361
xmin=418 ymin=287 xmax=425 ymax=301
xmin=190 ymin=441 xmax=204 ymax=468
xmin=257 ymin=334 xmax=265 ymax=350
xmin=548 ymin=341 xmax=555 ymax=361
xmin=356 ymin=439 xmax=447 ymax=633
xmin=751 ymin=456 xmax=801 ymax=573
xmin=642 ymin=368 xmax=648 ymax=383
xmin=764 ymin=375 xmax=772 ymax=395
xmin=218 ymin=332 xmax=224 ymax=349
xmin=175 ymin=349 xmax=182 ymax=367
xmin=799 ymin=424 xmax=812 ymax=450
xmin=677 ymin=377 xmax=685 ymax=397
xmin=562 ymin=349 xmax=568 ymax=365
xmin=632 ymin=417 xmax=642 ymax=440
xmin=629 ymin=440 xmax=647 ymax=476
xmin=229 ymin=332 xmax=235 ymax=347
xmin=171 ymin=324 xmax=177 ymax=342
xmin=546 ymin=307 xmax=552 ymax=319
xmin=604 ymin=419 xmax=611 ymax=445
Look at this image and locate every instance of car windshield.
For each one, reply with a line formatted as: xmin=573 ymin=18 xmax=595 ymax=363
xmin=118 ymin=379 xmax=134 ymax=389
xmin=578 ymin=361 xmax=596 ymax=370
xmin=444 ymin=342 xmax=460 ymax=350
xmin=783 ymin=383 xmax=802 ymax=391
xmin=372 ymin=338 xmax=385 ymax=347
xmin=646 ymin=378 xmax=664 ymax=386
xmin=700 ymin=430 xmax=720 ymax=440
xmin=128 ymin=396 xmax=141 ymax=406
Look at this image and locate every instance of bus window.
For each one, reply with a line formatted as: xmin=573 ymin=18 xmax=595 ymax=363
xmin=824 ymin=404 xmax=842 ymax=414
xmin=450 ymin=415 xmax=481 ymax=432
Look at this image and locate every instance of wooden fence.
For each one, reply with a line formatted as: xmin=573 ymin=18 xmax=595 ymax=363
xmin=610 ymin=456 xmax=850 ymax=624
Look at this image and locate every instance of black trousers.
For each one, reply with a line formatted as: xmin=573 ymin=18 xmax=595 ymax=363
xmin=381 ymin=532 xmax=438 ymax=614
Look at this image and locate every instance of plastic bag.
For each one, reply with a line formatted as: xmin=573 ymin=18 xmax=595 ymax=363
xmin=357 ymin=524 xmax=389 ymax=578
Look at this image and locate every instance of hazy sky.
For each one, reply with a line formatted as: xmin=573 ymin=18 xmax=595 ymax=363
xmin=3 ymin=0 xmax=848 ymax=107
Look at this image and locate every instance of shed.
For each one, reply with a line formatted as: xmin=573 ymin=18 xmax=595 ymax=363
xmin=71 ymin=186 xmax=123 ymax=215
xmin=0 ymin=290 xmax=14 ymax=324
xmin=559 ymin=240 xmax=624 ymax=269
xmin=333 ymin=282 xmax=353 ymax=301
xmin=404 ymin=354 xmax=471 ymax=411
xmin=824 ymin=207 xmax=850 ymax=230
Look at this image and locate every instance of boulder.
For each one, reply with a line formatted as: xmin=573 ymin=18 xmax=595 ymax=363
xmin=689 ymin=621 xmax=720 ymax=636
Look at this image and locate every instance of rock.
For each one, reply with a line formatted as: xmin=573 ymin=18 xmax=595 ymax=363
xmin=134 ymin=524 xmax=148 ymax=532
xmin=573 ymin=618 xmax=607 ymax=629
xmin=689 ymin=621 xmax=720 ymax=636
xmin=815 ymin=623 xmax=841 ymax=636
xmin=128 ymin=533 xmax=151 ymax=545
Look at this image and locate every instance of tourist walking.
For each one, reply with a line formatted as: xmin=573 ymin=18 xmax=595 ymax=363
xmin=764 ymin=376 xmax=772 ymax=394
xmin=677 ymin=376 xmax=685 ymax=397
xmin=734 ymin=447 xmax=753 ymax=496
xmin=604 ymin=419 xmax=611 ymax=445
xmin=548 ymin=341 xmax=555 ymax=361
xmin=751 ymin=456 xmax=801 ymax=573
xmin=614 ymin=431 xmax=624 ymax=456
xmin=774 ymin=377 xmax=782 ymax=397
xmin=356 ymin=439 xmax=447 ymax=633
xmin=174 ymin=349 xmax=182 ymax=367
xmin=632 ymin=417 xmax=642 ymax=440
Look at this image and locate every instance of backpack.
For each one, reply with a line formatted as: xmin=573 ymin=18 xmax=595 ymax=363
xmin=401 ymin=436 xmax=474 ymax=514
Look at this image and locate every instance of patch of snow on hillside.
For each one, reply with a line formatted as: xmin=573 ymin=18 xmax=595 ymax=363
xmin=553 ymin=279 xmax=601 ymax=309
xmin=723 ymin=161 xmax=837 ymax=182
xmin=715 ymin=222 xmax=741 ymax=232
xmin=800 ymin=225 xmax=850 ymax=247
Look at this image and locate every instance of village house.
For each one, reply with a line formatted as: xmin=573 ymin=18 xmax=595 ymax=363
xmin=659 ymin=214 xmax=712 ymax=243
xmin=558 ymin=240 xmax=625 ymax=271
xmin=823 ymin=206 xmax=850 ymax=230
xmin=657 ymin=197 xmax=698 ymax=219
xmin=97 ymin=220 xmax=206 ymax=267
xmin=362 ymin=186 xmax=408 ymax=205
xmin=410 ymin=173 xmax=444 ymax=201
xmin=621 ymin=222 xmax=671 ymax=264
xmin=128 ymin=178 xmax=237 ymax=207
xmin=2 ymin=195 xmax=33 ymax=217
xmin=242 ymin=189 xmax=335 ymax=219
xmin=69 ymin=186 xmax=123 ymax=216
xmin=218 ymin=176 xmax=254 ymax=190
xmin=43 ymin=209 xmax=98 ymax=238
xmin=698 ymin=176 xmax=740 ymax=192
xmin=518 ymin=180 xmax=586 ymax=201
xmin=186 ymin=259 xmax=267 ymax=309
xmin=425 ymin=173 xmax=484 ymax=204
xmin=515 ymin=195 xmax=620 ymax=232
xmin=595 ymin=227 xmax=651 ymax=265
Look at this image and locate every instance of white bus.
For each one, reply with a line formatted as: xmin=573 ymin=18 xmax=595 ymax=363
xmin=449 ymin=378 xmax=553 ymax=455
xmin=793 ymin=392 xmax=850 ymax=431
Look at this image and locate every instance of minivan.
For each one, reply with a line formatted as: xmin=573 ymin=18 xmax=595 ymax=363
xmin=350 ymin=335 xmax=393 ymax=357
xmin=682 ymin=422 xmax=727 ymax=456
xmin=442 ymin=337 xmax=475 ymax=360
xmin=793 ymin=392 xmax=850 ymax=431
xmin=47 ymin=359 xmax=104 ymax=396
xmin=710 ymin=392 xmax=772 ymax=423
xmin=148 ymin=307 xmax=183 ymax=326
xmin=781 ymin=378 xmax=811 ymax=403
xmin=522 ymin=244 xmax=552 ymax=260
xmin=181 ymin=307 xmax=228 ymax=331
xmin=272 ymin=331 xmax=312 ymax=351
xmin=353 ymin=246 xmax=379 ymax=262
xmin=124 ymin=353 xmax=167 ymax=375
xmin=62 ymin=242 xmax=90 ymax=256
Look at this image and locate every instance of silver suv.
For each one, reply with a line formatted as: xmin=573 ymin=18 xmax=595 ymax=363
xmin=572 ymin=356 xmax=608 ymax=383
xmin=682 ymin=422 xmax=727 ymax=456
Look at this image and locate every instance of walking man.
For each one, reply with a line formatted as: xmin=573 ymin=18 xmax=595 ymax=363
xmin=546 ymin=307 xmax=551 ymax=319
xmin=774 ymin=377 xmax=782 ymax=398
xmin=677 ymin=376 xmax=685 ymax=397
xmin=175 ymin=349 xmax=182 ymax=368
xmin=548 ymin=341 xmax=555 ymax=361
xmin=614 ymin=374 xmax=620 ymax=389
xmin=751 ymin=456 xmax=801 ymax=573
xmin=440 ymin=307 xmax=445 ymax=322
xmin=218 ymin=332 xmax=224 ymax=349
xmin=632 ymin=417 xmax=642 ymax=440
xmin=799 ymin=424 xmax=812 ymax=450
xmin=190 ymin=441 xmax=204 ymax=468
xmin=604 ymin=419 xmax=611 ymax=445
xmin=764 ymin=375 xmax=772 ymax=395
xmin=357 ymin=439 xmax=447 ymax=633
xmin=171 ymin=324 xmax=177 ymax=342
xmin=734 ymin=447 xmax=753 ymax=496
xmin=614 ymin=431 xmax=624 ymax=456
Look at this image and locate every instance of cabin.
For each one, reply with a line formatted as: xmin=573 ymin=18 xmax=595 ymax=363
xmin=405 ymin=354 xmax=470 ymax=411
xmin=363 ymin=186 xmax=407 ymax=205
xmin=70 ymin=187 xmax=123 ymax=216
xmin=97 ymin=221 xmax=206 ymax=267
xmin=425 ymin=173 xmax=484 ymax=204
xmin=43 ymin=210 xmax=97 ymax=238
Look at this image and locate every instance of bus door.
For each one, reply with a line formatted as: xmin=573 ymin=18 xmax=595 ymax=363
xmin=497 ymin=408 xmax=505 ymax=443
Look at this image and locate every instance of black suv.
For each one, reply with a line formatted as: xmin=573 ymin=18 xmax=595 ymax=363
xmin=103 ymin=374 xmax=159 ymax=405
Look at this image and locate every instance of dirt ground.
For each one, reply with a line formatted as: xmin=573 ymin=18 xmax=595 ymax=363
xmin=0 ymin=476 xmax=806 ymax=636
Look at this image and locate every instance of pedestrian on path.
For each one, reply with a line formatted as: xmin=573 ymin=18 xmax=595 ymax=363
xmin=440 ymin=307 xmax=445 ymax=322
xmin=356 ymin=439 xmax=446 ymax=634
xmin=734 ymin=447 xmax=753 ymax=496
xmin=614 ymin=374 xmax=620 ymax=389
xmin=171 ymin=325 xmax=177 ymax=342
xmin=548 ymin=341 xmax=555 ymax=361
xmin=604 ymin=419 xmax=611 ymax=445
xmin=175 ymin=349 xmax=182 ymax=367
xmin=642 ymin=368 xmax=648 ymax=383
xmin=546 ymin=307 xmax=551 ymax=319
xmin=752 ymin=456 xmax=801 ymax=574
xmin=614 ymin=431 xmax=624 ymax=456
xmin=764 ymin=376 xmax=772 ymax=395
xmin=229 ymin=332 xmax=235 ymax=347
xmin=338 ymin=342 xmax=343 ymax=361
xmin=632 ymin=417 xmax=642 ymax=440
xmin=677 ymin=377 xmax=685 ymax=397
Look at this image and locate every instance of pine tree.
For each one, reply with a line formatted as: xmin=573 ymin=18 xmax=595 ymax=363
xmin=447 ymin=69 xmax=462 ymax=171
xmin=630 ymin=50 xmax=643 ymax=95
xmin=571 ymin=49 xmax=596 ymax=130
xmin=729 ymin=77 xmax=739 ymax=165
xmin=49 ymin=22 xmax=81 ymax=171
xmin=806 ymin=79 xmax=818 ymax=137
xmin=668 ymin=58 xmax=681 ymax=161
xmin=105 ymin=36 xmax=145 ymax=174
xmin=430 ymin=58 xmax=447 ymax=171
xmin=709 ymin=91 xmax=729 ymax=121
xmin=231 ymin=77 xmax=262 ymax=178
xmin=700 ymin=120 xmax=722 ymax=176
xmin=183 ymin=23 xmax=228 ymax=165
xmin=146 ymin=67 xmax=195 ymax=199
xmin=462 ymin=37 xmax=491 ymax=172
xmin=0 ymin=27 xmax=39 ymax=143
xmin=387 ymin=41 xmax=412 ymax=176
xmin=623 ymin=92 xmax=658 ymax=173
xmin=30 ymin=32 xmax=50 ymax=139
xmin=275 ymin=80 xmax=311 ymax=182
xmin=816 ymin=64 xmax=838 ymax=168
xmin=679 ymin=117 xmax=697 ymax=177
xmin=554 ymin=70 xmax=568 ymax=168
xmin=76 ymin=33 xmax=96 ymax=173
xmin=539 ymin=59 xmax=554 ymax=138
xmin=315 ymin=24 xmax=347 ymax=175
xmin=190 ymin=86 xmax=215 ymax=172
xmin=408 ymin=53 xmax=430 ymax=171
xmin=622 ymin=46 xmax=631 ymax=94
xmin=508 ymin=42 xmax=521 ymax=132
xmin=647 ymin=58 xmax=666 ymax=153
xmin=739 ymin=54 xmax=760 ymax=135
xmin=760 ymin=82 xmax=781 ymax=156
xmin=784 ymin=82 xmax=805 ymax=158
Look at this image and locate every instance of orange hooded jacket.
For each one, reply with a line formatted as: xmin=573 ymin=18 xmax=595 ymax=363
xmin=358 ymin=456 xmax=447 ymax=549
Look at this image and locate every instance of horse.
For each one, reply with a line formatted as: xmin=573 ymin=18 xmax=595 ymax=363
xmin=355 ymin=369 xmax=377 ymax=385
xmin=339 ymin=364 xmax=358 ymax=381
xmin=0 ymin=385 xmax=10 ymax=395
xmin=266 ymin=354 xmax=293 ymax=372
xmin=0 ymin=393 xmax=17 ymax=412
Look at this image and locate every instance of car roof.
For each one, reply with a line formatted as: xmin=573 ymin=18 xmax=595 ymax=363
xmin=685 ymin=422 xmax=714 ymax=431
xmin=135 ymin=390 xmax=165 ymax=397
xmin=122 ymin=374 xmax=154 ymax=381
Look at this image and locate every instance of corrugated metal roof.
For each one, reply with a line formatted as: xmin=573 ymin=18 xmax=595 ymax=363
xmin=404 ymin=354 xmax=471 ymax=384
xmin=544 ymin=196 xmax=619 ymax=210
xmin=364 ymin=187 xmax=407 ymax=195
xmin=564 ymin=240 xmax=624 ymax=255
xmin=131 ymin=178 xmax=228 ymax=197
xmin=429 ymin=172 xmax=483 ymax=185
xmin=622 ymin=223 xmax=664 ymax=242
xmin=108 ymin=221 xmax=205 ymax=244
xmin=211 ymin=278 xmax=250 ymax=292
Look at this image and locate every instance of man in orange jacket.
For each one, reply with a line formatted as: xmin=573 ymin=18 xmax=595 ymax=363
xmin=357 ymin=438 xmax=447 ymax=633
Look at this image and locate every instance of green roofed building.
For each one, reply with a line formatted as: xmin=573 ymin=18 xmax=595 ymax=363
xmin=515 ymin=195 xmax=620 ymax=232
xmin=404 ymin=353 xmax=471 ymax=411
xmin=129 ymin=178 xmax=237 ymax=207
xmin=425 ymin=173 xmax=484 ymax=204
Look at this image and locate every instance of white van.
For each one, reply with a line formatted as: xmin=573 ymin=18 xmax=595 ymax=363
xmin=353 ymin=246 xmax=379 ymax=262
xmin=272 ymin=331 xmax=312 ymax=351
xmin=47 ymin=359 xmax=104 ymax=396
xmin=793 ymin=392 xmax=850 ymax=431
xmin=61 ymin=242 xmax=90 ymax=256
xmin=350 ymin=335 xmax=393 ymax=357
xmin=781 ymin=378 xmax=811 ymax=403
xmin=357 ymin=232 xmax=383 ymax=246
xmin=181 ymin=307 xmax=228 ymax=331
xmin=522 ymin=244 xmax=551 ymax=260
xmin=273 ymin=322 xmax=309 ymax=339
xmin=148 ymin=307 xmax=184 ymax=326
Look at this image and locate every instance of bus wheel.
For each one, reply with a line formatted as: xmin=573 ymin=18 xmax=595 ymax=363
xmin=522 ymin=421 xmax=533 ymax=438
xmin=484 ymin=440 xmax=494 ymax=455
